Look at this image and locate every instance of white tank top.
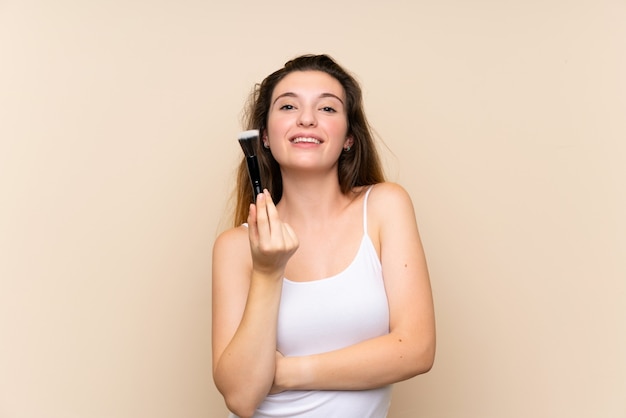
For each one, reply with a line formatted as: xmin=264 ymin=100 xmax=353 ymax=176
xmin=231 ymin=186 xmax=391 ymax=418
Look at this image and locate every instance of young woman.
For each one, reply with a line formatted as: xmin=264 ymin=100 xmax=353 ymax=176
xmin=212 ymin=54 xmax=435 ymax=418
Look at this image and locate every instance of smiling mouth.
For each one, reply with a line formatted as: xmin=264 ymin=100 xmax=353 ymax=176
xmin=290 ymin=137 xmax=322 ymax=144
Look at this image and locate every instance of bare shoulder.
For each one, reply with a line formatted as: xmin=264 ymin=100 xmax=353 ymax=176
xmin=365 ymin=182 xmax=420 ymax=253
xmin=214 ymin=224 xmax=249 ymax=249
xmin=212 ymin=225 xmax=251 ymax=270
xmin=367 ymin=182 xmax=416 ymax=217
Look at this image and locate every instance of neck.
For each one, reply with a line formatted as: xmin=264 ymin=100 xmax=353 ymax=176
xmin=277 ymin=171 xmax=352 ymax=224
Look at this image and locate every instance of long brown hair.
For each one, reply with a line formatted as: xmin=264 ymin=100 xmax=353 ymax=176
xmin=233 ymin=54 xmax=385 ymax=226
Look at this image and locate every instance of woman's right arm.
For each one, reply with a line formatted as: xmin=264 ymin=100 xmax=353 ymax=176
xmin=212 ymin=191 xmax=298 ymax=418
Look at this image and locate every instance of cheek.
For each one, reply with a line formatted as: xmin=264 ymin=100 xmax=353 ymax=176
xmin=267 ymin=114 xmax=290 ymax=136
xmin=328 ymin=119 xmax=349 ymax=137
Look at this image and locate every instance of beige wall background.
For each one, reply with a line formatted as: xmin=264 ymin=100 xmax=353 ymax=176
xmin=1 ymin=0 xmax=624 ymax=417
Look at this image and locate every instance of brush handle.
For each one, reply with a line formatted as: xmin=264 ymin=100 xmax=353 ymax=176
xmin=245 ymin=155 xmax=263 ymax=198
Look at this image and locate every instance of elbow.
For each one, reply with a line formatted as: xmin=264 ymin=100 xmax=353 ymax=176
xmin=405 ymin=355 xmax=434 ymax=380
xmin=417 ymin=349 xmax=435 ymax=375
xmin=418 ymin=339 xmax=436 ymax=375
xmin=222 ymin=393 xmax=258 ymax=418
xmin=407 ymin=339 xmax=436 ymax=378
xmin=214 ymin=377 xmax=262 ymax=418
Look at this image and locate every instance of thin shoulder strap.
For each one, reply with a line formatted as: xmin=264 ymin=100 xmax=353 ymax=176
xmin=363 ymin=185 xmax=375 ymax=234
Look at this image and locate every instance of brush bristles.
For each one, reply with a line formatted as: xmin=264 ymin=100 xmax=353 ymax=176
xmin=238 ymin=129 xmax=260 ymax=141
xmin=237 ymin=129 xmax=260 ymax=157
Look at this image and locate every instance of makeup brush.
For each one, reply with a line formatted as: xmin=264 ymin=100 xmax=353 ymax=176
xmin=237 ymin=129 xmax=263 ymax=198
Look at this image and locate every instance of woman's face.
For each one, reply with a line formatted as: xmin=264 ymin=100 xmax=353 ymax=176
xmin=265 ymin=70 xmax=353 ymax=173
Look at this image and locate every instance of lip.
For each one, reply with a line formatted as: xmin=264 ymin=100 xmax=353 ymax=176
xmin=289 ymin=133 xmax=324 ymax=144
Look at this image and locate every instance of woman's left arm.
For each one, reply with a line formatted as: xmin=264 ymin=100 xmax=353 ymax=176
xmin=273 ymin=182 xmax=436 ymax=391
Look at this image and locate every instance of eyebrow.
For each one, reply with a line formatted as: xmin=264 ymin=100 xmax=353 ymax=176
xmin=272 ymin=92 xmax=344 ymax=106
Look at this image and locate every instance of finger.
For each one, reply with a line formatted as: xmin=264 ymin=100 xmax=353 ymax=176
xmin=262 ymin=189 xmax=281 ymax=235
xmin=281 ymin=222 xmax=300 ymax=251
xmin=254 ymin=191 xmax=271 ymax=239
xmin=247 ymin=203 xmax=259 ymax=244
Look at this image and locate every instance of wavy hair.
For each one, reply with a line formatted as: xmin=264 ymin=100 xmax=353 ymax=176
xmin=232 ymin=54 xmax=385 ymax=226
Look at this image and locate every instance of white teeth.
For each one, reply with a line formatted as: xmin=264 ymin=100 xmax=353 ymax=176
xmin=291 ymin=137 xmax=321 ymax=144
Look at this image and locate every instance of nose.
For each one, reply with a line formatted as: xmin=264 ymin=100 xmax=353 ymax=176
xmin=297 ymin=108 xmax=317 ymax=127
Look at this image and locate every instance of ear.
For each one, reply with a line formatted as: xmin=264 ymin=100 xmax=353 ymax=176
xmin=262 ymin=129 xmax=270 ymax=148
xmin=344 ymin=136 xmax=354 ymax=149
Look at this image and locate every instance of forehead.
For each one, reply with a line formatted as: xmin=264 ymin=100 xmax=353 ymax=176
xmin=272 ymin=70 xmax=345 ymax=101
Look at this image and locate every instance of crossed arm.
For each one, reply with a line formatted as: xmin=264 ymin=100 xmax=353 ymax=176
xmin=212 ymin=184 xmax=435 ymax=418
